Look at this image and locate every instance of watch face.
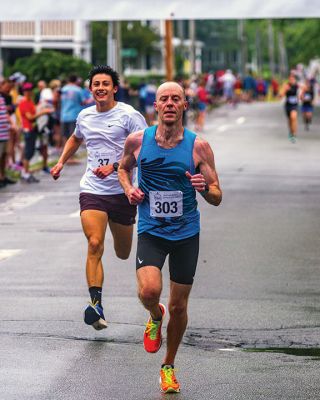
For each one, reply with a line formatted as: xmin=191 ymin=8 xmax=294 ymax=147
xmin=113 ymin=162 xmax=119 ymax=171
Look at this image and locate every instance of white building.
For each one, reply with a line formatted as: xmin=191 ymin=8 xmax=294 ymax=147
xmin=0 ymin=20 xmax=91 ymax=66
xmin=0 ymin=19 xmax=202 ymax=77
xmin=122 ymin=20 xmax=203 ymax=77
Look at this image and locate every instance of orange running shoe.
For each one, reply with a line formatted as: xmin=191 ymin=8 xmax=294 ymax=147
xmin=143 ymin=303 xmax=166 ymax=353
xmin=159 ymin=365 xmax=180 ymax=393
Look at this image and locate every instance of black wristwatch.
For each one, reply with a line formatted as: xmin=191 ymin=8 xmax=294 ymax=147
xmin=113 ymin=162 xmax=119 ymax=172
xmin=200 ymin=183 xmax=209 ymax=196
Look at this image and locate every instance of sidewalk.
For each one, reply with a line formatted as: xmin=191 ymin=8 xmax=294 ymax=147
xmin=6 ymin=145 xmax=86 ymax=181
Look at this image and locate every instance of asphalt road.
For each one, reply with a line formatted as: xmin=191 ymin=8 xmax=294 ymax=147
xmin=1 ymin=101 xmax=320 ymax=400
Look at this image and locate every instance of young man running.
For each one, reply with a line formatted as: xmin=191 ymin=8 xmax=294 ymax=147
xmin=118 ymin=81 xmax=222 ymax=393
xmin=51 ymin=65 xmax=147 ymax=330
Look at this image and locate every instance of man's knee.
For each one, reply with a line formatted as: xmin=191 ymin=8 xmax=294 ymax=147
xmin=88 ymin=237 xmax=104 ymax=256
xmin=139 ymin=286 xmax=161 ymax=305
xmin=168 ymin=302 xmax=187 ymax=317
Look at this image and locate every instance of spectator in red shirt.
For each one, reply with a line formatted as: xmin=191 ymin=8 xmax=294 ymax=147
xmin=195 ymin=79 xmax=210 ymax=132
xmin=18 ymin=82 xmax=51 ymax=183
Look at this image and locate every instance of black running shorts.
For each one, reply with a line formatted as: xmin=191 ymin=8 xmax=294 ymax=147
xmin=79 ymin=192 xmax=136 ymax=225
xmin=24 ymin=130 xmax=37 ymax=161
xmin=285 ymin=105 xmax=297 ymax=118
xmin=136 ymin=232 xmax=199 ymax=285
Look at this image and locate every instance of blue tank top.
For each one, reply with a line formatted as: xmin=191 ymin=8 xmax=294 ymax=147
xmin=137 ymin=125 xmax=200 ymax=240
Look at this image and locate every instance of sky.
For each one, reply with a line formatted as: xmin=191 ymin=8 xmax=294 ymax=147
xmin=3 ymin=0 xmax=320 ymax=21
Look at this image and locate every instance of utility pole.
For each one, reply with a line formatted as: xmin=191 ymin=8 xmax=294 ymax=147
xmin=177 ymin=20 xmax=184 ymax=76
xmin=107 ymin=21 xmax=115 ymax=68
xmin=278 ymin=30 xmax=288 ymax=79
xmin=107 ymin=21 xmax=122 ymax=75
xmin=255 ymin=27 xmax=262 ymax=75
xmin=165 ymin=19 xmax=174 ymax=81
xmin=115 ymin=21 xmax=122 ymax=75
xmin=268 ymin=19 xmax=275 ymax=77
xmin=238 ymin=20 xmax=246 ymax=76
xmin=189 ymin=19 xmax=195 ymax=75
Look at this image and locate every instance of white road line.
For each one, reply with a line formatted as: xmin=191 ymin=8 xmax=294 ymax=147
xmin=217 ymin=125 xmax=229 ymax=132
xmin=219 ymin=348 xmax=238 ymax=352
xmin=236 ymin=117 xmax=246 ymax=124
xmin=0 ymin=194 xmax=44 ymax=216
xmin=69 ymin=210 xmax=80 ymax=218
xmin=0 ymin=249 xmax=22 ymax=262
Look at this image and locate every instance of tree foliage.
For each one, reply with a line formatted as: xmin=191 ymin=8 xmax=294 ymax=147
xmin=121 ymin=21 xmax=160 ymax=56
xmin=6 ymin=50 xmax=92 ymax=83
xmin=91 ymin=22 xmax=108 ymax=65
xmin=197 ymin=18 xmax=320 ymax=75
xmin=280 ymin=19 xmax=320 ymax=67
xmin=91 ymin=21 xmax=160 ymax=66
xmin=246 ymin=19 xmax=320 ymax=72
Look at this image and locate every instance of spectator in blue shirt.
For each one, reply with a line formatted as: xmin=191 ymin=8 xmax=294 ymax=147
xmin=60 ymin=75 xmax=85 ymax=144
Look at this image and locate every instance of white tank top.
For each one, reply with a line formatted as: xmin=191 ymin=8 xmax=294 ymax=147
xmin=74 ymin=102 xmax=148 ymax=195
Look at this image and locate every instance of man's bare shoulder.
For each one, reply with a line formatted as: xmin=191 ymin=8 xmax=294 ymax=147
xmin=194 ymin=136 xmax=212 ymax=154
xmin=126 ymin=130 xmax=144 ymax=149
xmin=127 ymin=130 xmax=144 ymax=141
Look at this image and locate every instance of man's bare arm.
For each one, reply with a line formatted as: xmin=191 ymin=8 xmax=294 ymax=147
xmin=50 ymin=133 xmax=83 ymax=180
xmin=279 ymin=83 xmax=289 ymax=98
xmin=118 ymin=131 xmax=145 ymax=205
xmin=188 ymin=137 xmax=222 ymax=206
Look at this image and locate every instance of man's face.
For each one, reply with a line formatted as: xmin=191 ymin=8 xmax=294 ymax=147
xmin=90 ymin=74 xmax=117 ymax=104
xmin=38 ymin=80 xmax=46 ymax=90
xmin=154 ymin=84 xmax=187 ymax=125
xmin=1 ymin=81 xmax=13 ymax=94
xmin=288 ymin=75 xmax=296 ymax=85
xmin=23 ymin=89 xmax=32 ymax=99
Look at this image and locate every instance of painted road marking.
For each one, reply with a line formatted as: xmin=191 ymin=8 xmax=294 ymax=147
xmin=236 ymin=117 xmax=246 ymax=124
xmin=0 ymin=249 xmax=22 ymax=262
xmin=217 ymin=125 xmax=229 ymax=132
xmin=69 ymin=210 xmax=80 ymax=218
xmin=0 ymin=194 xmax=44 ymax=216
xmin=219 ymin=348 xmax=238 ymax=352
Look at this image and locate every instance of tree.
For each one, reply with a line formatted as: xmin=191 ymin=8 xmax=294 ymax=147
xmin=6 ymin=50 xmax=92 ymax=83
xmin=280 ymin=19 xmax=320 ymax=67
xmin=91 ymin=21 xmax=160 ymax=69
xmin=91 ymin=22 xmax=108 ymax=65
xmin=121 ymin=21 xmax=160 ymax=57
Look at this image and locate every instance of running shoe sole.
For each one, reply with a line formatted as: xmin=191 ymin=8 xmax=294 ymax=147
xmin=84 ymin=305 xmax=107 ymax=330
xmin=92 ymin=318 xmax=107 ymax=330
xmin=143 ymin=303 xmax=166 ymax=353
xmin=159 ymin=377 xmax=181 ymax=393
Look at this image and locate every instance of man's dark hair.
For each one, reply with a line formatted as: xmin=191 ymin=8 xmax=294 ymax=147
xmin=69 ymin=74 xmax=78 ymax=83
xmin=88 ymin=65 xmax=120 ymax=88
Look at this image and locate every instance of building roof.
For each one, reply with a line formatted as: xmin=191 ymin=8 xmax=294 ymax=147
xmin=2 ymin=0 xmax=319 ymax=21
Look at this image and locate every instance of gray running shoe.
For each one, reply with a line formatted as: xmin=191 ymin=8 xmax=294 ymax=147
xmin=27 ymin=175 xmax=40 ymax=183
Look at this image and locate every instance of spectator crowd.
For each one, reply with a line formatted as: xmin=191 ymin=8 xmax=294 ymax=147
xmin=1 ymin=66 xmax=315 ymax=189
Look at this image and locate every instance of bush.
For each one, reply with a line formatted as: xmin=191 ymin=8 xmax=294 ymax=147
xmin=6 ymin=50 xmax=93 ymax=83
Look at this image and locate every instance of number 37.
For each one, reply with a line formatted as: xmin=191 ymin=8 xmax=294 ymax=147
xmin=98 ymin=158 xmax=109 ymax=166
